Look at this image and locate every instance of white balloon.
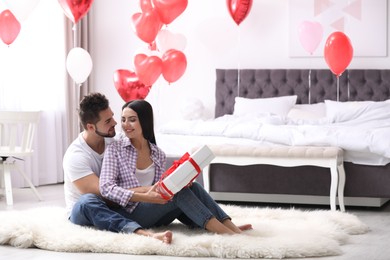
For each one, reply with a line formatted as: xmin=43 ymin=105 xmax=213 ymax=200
xmin=4 ymin=0 xmax=40 ymax=22
xmin=66 ymin=47 xmax=93 ymax=84
xmin=156 ymin=29 xmax=187 ymax=53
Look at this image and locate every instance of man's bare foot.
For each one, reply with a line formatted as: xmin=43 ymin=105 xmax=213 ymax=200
xmin=238 ymin=224 xmax=253 ymax=231
xmin=152 ymin=231 xmax=173 ymax=244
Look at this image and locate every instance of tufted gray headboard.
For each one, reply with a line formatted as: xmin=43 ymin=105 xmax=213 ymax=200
xmin=215 ymin=69 xmax=390 ymax=118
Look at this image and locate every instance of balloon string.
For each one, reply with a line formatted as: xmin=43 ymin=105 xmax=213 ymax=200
xmin=237 ymin=26 xmax=241 ymax=97
xmin=73 ymin=23 xmax=77 ymax=48
xmin=337 ymin=76 xmax=340 ymax=102
xmin=347 ymin=70 xmax=350 ymax=101
xmin=308 ymin=69 xmax=311 ymax=104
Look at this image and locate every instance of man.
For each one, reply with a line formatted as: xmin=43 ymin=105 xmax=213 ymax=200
xmin=63 ymin=92 xmax=172 ymax=244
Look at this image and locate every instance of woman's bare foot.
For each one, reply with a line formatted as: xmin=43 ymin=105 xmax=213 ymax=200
xmin=221 ymin=219 xmax=252 ymax=234
xmin=135 ymin=229 xmax=173 ymax=244
xmin=152 ymin=231 xmax=173 ymax=244
xmin=238 ymin=224 xmax=253 ymax=231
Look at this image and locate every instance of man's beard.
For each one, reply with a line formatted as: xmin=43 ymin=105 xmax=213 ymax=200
xmin=95 ymin=127 xmax=116 ymax=138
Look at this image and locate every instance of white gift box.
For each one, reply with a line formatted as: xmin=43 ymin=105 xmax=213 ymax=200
xmin=157 ymin=145 xmax=215 ymax=199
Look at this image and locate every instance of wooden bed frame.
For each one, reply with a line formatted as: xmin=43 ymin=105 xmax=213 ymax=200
xmin=208 ymin=69 xmax=390 ymax=207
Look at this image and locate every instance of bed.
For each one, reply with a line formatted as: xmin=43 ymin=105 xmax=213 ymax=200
xmin=157 ymin=69 xmax=390 ymax=207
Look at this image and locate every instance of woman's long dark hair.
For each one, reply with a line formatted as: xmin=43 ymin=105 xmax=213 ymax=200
xmin=122 ymin=99 xmax=156 ymax=145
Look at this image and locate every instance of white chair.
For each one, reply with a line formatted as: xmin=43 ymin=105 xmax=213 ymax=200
xmin=0 ymin=111 xmax=43 ymax=205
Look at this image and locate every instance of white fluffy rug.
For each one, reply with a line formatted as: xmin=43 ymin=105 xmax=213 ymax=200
xmin=0 ymin=205 xmax=369 ymax=258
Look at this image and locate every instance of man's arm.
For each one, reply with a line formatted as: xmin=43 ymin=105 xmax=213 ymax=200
xmin=73 ymin=173 xmax=101 ymax=195
xmin=74 ymin=173 xmax=122 ymax=208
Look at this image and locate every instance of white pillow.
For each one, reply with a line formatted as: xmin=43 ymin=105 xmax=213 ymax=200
xmin=287 ymin=103 xmax=326 ymax=120
xmin=325 ymin=100 xmax=373 ymax=119
xmin=233 ymin=95 xmax=297 ymax=117
xmin=180 ymin=97 xmax=205 ymax=120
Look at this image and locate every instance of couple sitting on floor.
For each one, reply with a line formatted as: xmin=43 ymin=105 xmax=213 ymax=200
xmin=63 ymin=93 xmax=252 ymax=244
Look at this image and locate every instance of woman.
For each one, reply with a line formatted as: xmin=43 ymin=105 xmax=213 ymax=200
xmin=99 ymin=99 xmax=251 ymax=244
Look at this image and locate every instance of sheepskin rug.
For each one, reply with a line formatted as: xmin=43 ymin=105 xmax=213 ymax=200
xmin=0 ymin=205 xmax=369 ymax=258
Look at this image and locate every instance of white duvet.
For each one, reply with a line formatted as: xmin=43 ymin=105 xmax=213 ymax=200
xmin=158 ymin=102 xmax=390 ymax=165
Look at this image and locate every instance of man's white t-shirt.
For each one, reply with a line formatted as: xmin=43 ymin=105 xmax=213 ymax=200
xmin=63 ymin=132 xmax=114 ymax=217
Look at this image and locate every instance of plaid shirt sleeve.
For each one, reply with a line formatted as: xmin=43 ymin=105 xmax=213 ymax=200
xmin=100 ymin=139 xmax=135 ymax=207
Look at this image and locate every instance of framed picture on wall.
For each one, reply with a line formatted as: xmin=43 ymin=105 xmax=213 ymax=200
xmin=289 ymin=0 xmax=387 ymax=57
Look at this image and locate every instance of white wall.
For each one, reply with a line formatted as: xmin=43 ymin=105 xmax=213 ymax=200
xmin=89 ymin=0 xmax=390 ymax=128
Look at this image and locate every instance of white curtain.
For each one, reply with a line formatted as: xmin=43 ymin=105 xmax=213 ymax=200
xmin=65 ymin=12 xmax=91 ymax=143
xmin=0 ymin=1 xmax=68 ymax=187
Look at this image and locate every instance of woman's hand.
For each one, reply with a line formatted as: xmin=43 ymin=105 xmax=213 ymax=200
xmin=145 ymin=183 xmax=170 ymax=204
xmin=129 ymin=183 xmax=171 ymax=204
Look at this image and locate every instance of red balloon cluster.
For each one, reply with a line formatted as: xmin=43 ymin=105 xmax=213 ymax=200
xmin=324 ymin=31 xmax=353 ymax=77
xmin=132 ymin=0 xmax=187 ymax=44
xmin=115 ymin=0 xmax=188 ymax=101
xmin=226 ymin=0 xmax=253 ymax=26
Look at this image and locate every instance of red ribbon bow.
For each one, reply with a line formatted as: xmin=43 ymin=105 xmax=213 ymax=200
xmin=158 ymin=152 xmax=201 ymax=200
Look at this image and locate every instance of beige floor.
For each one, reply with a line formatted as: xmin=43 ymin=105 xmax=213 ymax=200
xmin=1 ymin=184 xmax=390 ymax=260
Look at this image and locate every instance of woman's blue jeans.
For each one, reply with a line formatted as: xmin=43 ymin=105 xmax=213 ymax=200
xmin=70 ymin=182 xmax=230 ymax=234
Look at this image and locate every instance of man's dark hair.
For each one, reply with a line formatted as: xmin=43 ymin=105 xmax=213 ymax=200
xmin=122 ymin=99 xmax=156 ymax=145
xmin=79 ymin=93 xmax=109 ymax=130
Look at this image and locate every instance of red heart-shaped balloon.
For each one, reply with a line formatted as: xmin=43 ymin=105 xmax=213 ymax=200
xmin=58 ymin=0 xmax=94 ymax=24
xmin=134 ymin=54 xmax=163 ymax=86
xmin=152 ymin=0 xmax=188 ymax=25
xmin=226 ymin=0 xmax=253 ymax=26
xmin=140 ymin=0 xmax=153 ymax=12
xmin=113 ymin=69 xmax=151 ymax=102
xmin=162 ymin=49 xmax=187 ymax=83
xmin=131 ymin=10 xmax=162 ymax=43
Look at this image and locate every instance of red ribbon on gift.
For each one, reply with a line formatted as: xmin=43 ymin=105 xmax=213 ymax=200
xmin=158 ymin=152 xmax=201 ymax=200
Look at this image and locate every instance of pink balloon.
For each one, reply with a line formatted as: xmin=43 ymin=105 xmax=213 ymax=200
xmin=0 ymin=10 xmax=21 ymax=45
xmin=131 ymin=10 xmax=162 ymax=43
xmin=58 ymin=0 xmax=94 ymax=24
xmin=156 ymin=29 xmax=187 ymax=53
xmin=162 ymin=49 xmax=187 ymax=83
xmin=113 ymin=69 xmax=151 ymax=101
xmin=298 ymin=21 xmax=323 ymax=55
xmin=152 ymin=0 xmax=188 ymax=25
xmin=226 ymin=0 xmax=253 ymax=26
xmin=134 ymin=54 xmax=163 ymax=86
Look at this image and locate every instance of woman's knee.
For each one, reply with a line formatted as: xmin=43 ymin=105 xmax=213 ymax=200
xmin=190 ymin=182 xmax=206 ymax=193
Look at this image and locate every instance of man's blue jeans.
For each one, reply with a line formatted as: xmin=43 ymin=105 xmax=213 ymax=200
xmin=70 ymin=182 xmax=230 ymax=233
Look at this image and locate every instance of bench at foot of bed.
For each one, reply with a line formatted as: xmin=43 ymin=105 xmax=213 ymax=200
xmin=200 ymin=145 xmax=346 ymax=212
